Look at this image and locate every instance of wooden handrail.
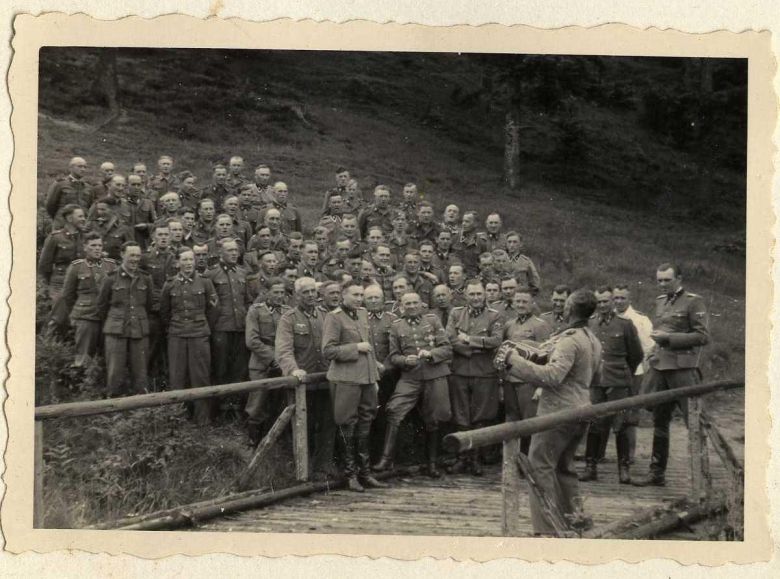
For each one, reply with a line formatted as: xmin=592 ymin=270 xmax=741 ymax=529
xmin=35 ymin=372 xmax=328 ymax=421
xmin=444 ymin=379 xmax=743 ymax=452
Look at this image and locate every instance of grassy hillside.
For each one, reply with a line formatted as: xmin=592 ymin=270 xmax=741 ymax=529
xmin=35 ymin=49 xmax=746 ymax=527
xmin=37 ymin=48 xmax=745 ymax=382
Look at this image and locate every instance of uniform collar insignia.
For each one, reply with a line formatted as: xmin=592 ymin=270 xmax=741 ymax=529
xmin=468 ymin=306 xmax=485 ymax=317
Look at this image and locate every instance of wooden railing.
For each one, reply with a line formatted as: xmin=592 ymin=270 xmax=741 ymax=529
xmin=33 ymin=372 xmax=328 ymax=528
xmin=444 ymin=380 xmax=745 ymax=538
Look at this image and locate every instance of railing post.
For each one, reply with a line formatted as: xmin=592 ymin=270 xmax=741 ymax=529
xmin=292 ymin=381 xmax=309 ymax=482
xmin=34 ymin=420 xmax=44 ymax=528
xmin=501 ymin=438 xmax=523 ymax=536
xmin=688 ymin=395 xmax=711 ymax=502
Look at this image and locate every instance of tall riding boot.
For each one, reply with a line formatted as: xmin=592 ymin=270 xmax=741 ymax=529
xmin=426 ymin=430 xmax=442 ymax=478
xmin=373 ymin=423 xmax=399 ymax=472
xmin=469 ymin=449 xmax=483 ymax=476
xmin=633 ymin=434 xmax=668 ymax=487
xmin=339 ymin=425 xmax=363 ymax=492
xmin=626 ymin=425 xmax=637 ymax=465
xmin=578 ymin=430 xmax=600 ymax=481
xmin=357 ymin=423 xmax=387 ymax=488
xmin=616 ymin=429 xmax=631 ymax=484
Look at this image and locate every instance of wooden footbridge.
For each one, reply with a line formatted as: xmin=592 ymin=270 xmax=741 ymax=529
xmin=35 ymin=376 xmax=745 ymax=539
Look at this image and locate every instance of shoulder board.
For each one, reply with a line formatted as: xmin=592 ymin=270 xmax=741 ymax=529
xmin=532 ymin=316 xmax=545 ymax=323
xmin=686 ymin=292 xmax=701 ymax=298
xmin=423 ymin=313 xmax=438 ymax=320
xmin=656 ymin=294 xmax=666 ymax=300
xmin=487 ymin=307 xmax=499 ymax=314
xmin=563 ymin=328 xmax=577 ymax=336
xmin=250 ymin=301 xmax=267 ymax=309
xmin=332 ymin=307 xmax=343 ymax=314
xmin=540 ymin=311 xmax=552 ymax=316
xmin=589 ymin=313 xmax=596 ymax=319
xmin=452 ymin=306 xmax=465 ymax=311
xmin=476 ymin=232 xmax=488 ymax=239
xmin=104 ymin=258 xmax=118 ymax=265
xmin=71 ymin=258 xmax=86 ymax=265
xmin=280 ymin=304 xmax=292 ymax=310
xmin=392 ymin=318 xmax=404 ymax=324
xmin=357 ymin=306 xmax=367 ymax=311
xmin=386 ymin=311 xmax=398 ymax=319
xmin=50 ymin=228 xmax=65 ymax=235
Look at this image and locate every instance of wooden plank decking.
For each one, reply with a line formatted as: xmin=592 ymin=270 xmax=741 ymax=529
xmin=199 ymin=419 xmax=740 ymax=537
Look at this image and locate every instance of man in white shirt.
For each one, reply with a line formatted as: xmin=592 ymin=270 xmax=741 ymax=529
xmin=613 ymin=283 xmax=654 ymax=464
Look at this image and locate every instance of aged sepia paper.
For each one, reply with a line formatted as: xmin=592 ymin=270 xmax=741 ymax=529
xmin=2 ymin=11 xmax=776 ymax=570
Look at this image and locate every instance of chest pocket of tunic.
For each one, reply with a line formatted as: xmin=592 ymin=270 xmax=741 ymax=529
xmin=293 ymin=322 xmax=310 ymax=346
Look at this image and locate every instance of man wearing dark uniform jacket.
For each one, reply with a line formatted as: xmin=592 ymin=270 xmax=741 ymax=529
xmin=580 ymin=286 xmax=643 ymax=484
xmin=50 ymin=232 xmax=117 ymax=367
xmin=445 ymin=280 xmax=504 ymax=476
xmin=160 ymin=248 xmax=219 ymax=425
xmin=322 ymin=284 xmax=386 ymax=492
xmin=375 ymin=292 xmax=452 ymax=478
xmin=38 ymin=204 xmax=86 ymax=301
xmin=203 ymin=239 xmax=252 ymax=395
xmin=45 ymin=157 xmax=94 ymax=227
xmin=634 ymin=263 xmax=710 ymax=487
xmin=97 ymin=241 xmax=154 ymax=398
xmin=244 ymin=277 xmax=291 ymax=444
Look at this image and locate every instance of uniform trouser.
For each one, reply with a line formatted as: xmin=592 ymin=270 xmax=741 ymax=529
xmin=643 ymin=367 xmax=697 ymax=474
xmin=449 ymin=375 xmax=499 ymax=428
xmin=147 ymin=314 xmax=166 ymax=386
xmin=48 ymin=274 xmax=66 ymax=302
xmin=211 ymin=331 xmax=249 ymax=385
xmin=245 ymin=367 xmax=282 ymax=425
xmin=586 ymin=386 xmax=634 ymax=466
xmin=104 ymin=335 xmax=149 ymax=397
xmin=168 ymin=335 xmax=212 ymax=425
xmin=527 ymin=422 xmax=588 ymax=535
xmin=385 ymin=376 xmax=452 ymax=431
xmin=72 ymin=319 xmax=101 ymax=366
xmin=503 ymin=381 xmax=539 ymax=455
xmin=304 ymin=385 xmax=338 ymax=473
xmin=371 ymin=369 xmax=400 ymax=459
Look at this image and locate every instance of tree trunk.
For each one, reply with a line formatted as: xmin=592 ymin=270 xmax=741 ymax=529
xmin=91 ymin=49 xmax=121 ymax=129
xmin=503 ymin=108 xmax=521 ymax=190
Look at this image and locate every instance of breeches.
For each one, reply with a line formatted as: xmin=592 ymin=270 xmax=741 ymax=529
xmin=385 ymin=376 xmax=451 ymax=429
xmin=245 ymin=367 xmax=283 ymax=423
xmin=589 ymin=386 xmax=637 ymax=433
xmin=449 ymin=375 xmax=499 ymax=428
xmin=330 ymin=382 xmax=378 ymax=428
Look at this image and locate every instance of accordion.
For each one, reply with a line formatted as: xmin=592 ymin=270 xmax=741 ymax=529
xmin=494 ymin=340 xmax=549 ymax=372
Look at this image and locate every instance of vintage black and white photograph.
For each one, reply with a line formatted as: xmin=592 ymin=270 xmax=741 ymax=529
xmin=28 ymin=43 xmax=750 ymax=542
xmin=6 ymin=9 xmax=772 ymax=562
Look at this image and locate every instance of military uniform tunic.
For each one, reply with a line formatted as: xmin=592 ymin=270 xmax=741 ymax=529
xmin=508 ymin=254 xmax=541 ymax=295
xmin=203 ymin=262 xmax=252 ymax=385
xmin=501 ymin=314 xmax=553 ymax=445
xmin=53 ymin=257 xmax=117 ymax=365
xmin=275 ymin=305 xmax=335 ymax=473
xmin=446 ymin=305 xmax=504 ymax=427
xmin=322 ymin=306 xmax=381 ymax=428
xmin=358 ymin=204 xmax=394 ymax=237
xmin=45 ymin=175 xmax=94 ymax=220
xmin=386 ymin=313 xmax=453 ymax=429
xmin=38 ymin=228 xmax=84 ymax=300
xmin=160 ymin=272 xmax=218 ymax=423
xmin=244 ymin=300 xmax=291 ymax=425
xmin=640 ymin=287 xmax=710 ymax=475
xmin=97 ymin=267 xmax=154 ymax=396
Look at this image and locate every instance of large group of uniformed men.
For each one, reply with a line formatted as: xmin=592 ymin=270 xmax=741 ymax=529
xmin=39 ymin=154 xmax=710 ymax=533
